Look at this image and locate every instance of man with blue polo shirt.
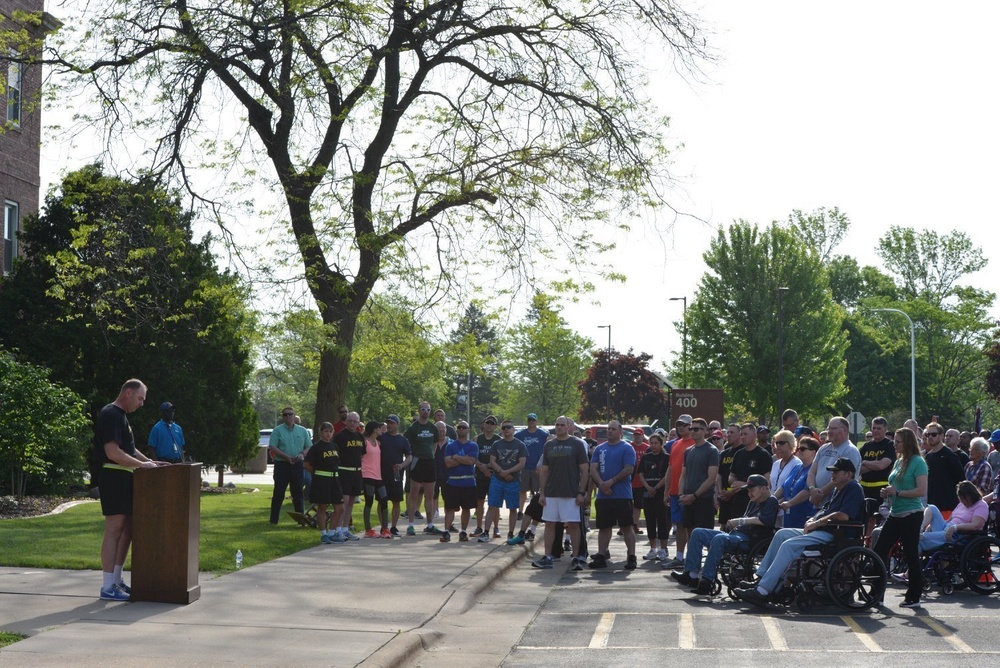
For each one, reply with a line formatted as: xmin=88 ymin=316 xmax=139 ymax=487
xmin=516 ymin=413 xmax=548 ymax=517
xmin=589 ymin=420 xmax=638 ymax=570
xmin=148 ymin=401 xmax=186 ymax=463
xmin=440 ymin=420 xmax=478 ymax=542
xmin=735 ymin=457 xmax=865 ymax=606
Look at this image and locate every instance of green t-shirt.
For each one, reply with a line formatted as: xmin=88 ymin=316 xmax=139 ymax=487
xmin=887 ymin=455 xmax=928 ymax=514
xmin=404 ymin=420 xmax=437 ymax=461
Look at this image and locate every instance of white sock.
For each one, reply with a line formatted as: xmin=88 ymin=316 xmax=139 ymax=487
xmin=529 ymin=523 xmax=538 ymax=531
xmin=676 ymin=551 xmax=684 ymax=560
xmin=102 ymin=572 xmax=114 ymax=589
xmin=113 ymin=565 xmax=123 ymax=585
xmin=321 ymin=529 xmax=328 ymax=536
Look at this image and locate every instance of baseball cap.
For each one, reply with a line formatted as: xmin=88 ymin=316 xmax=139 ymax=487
xmin=484 ymin=416 xmax=498 ymax=425
xmin=675 ymin=414 xmax=693 ymax=425
xmin=633 ymin=428 xmax=644 ymax=436
xmin=711 ymin=428 xmax=726 ymax=440
xmin=990 ymin=429 xmax=1000 ymax=444
xmin=527 ymin=413 xmax=538 ymax=420
xmin=746 ymin=474 xmax=769 ymax=488
xmin=826 ymin=457 xmax=856 ymax=474
xmin=757 ymin=425 xmax=770 ymax=434
xmin=160 ymin=402 xmax=174 ymax=411
xmin=386 ymin=414 xmax=400 ymax=424
xmin=793 ymin=426 xmax=813 ymax=438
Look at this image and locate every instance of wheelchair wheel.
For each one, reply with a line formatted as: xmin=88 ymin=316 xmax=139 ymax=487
xmin=825 ymin=546 xmax=886 ymax=612
xmin=725 ymin=541 xmax=768 ymax=599
xmin=961 ymin=536 xmax=1000 ymax=595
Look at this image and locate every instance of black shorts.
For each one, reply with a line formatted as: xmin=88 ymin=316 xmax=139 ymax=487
xmin=476 ymin=475 xmax=491 ymax=500
xmin=384 ymin=479 xmax=404 ymax=503
xmin=524 ymin=493 xmax=544 ymax=522
xmin=363 ymin=478 xmax=387 ymax=503
xmin=338 ymin=469 xmax=363 ymax=496
xmin=682 ymin=497 xmax=716 ymax=530
xmin=595 ymin=498 xmax=633 ymax=529
xmin=443 ymin=484 xmax=477 ymax=511
xmin=632 ymin=487 xmax=645 ymax=510
xmin=310 ymin=474 xmax=343 ymax=505
xmin=411 ymin=458 xmax=436 ymax=484
xmin=99 ymin=467 xmax=133 ymax=516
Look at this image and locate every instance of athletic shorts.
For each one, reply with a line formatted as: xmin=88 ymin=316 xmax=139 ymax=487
xmin=488 ymin=477 xmax=520 ymax=509
xmin=541 ymin=497 xmax=581 ymax=523
xmin=476 ymin=474 xmax=491 ymax=500
xmin=384 ymin=479 xmax=404 ymax=503
xmin=99 ymin=467 xmax=133 ymax=516
xmin=595 ymin=498 xmax=634 ymax=529
xmin=632 ymin=487 xmax=645 ymax=510
xmin=669 ymin=494 xmax=684 ymax=523
xmin=443 ymin=484 xmax=477 ymax=511
xmin=682 ymin=496 xmax=716 ymax=530
xmin=520 ymin=468 xmax=540 ymax=494
xmin=411 ymin=458 xmax=436 ymax=484
xmin=524 ymin=494 xmax=544 ymax=522
xmin=338 ymin=469 xmax=363 ymax=496
xmin=310 ymin=474 xmax=343 ymax=505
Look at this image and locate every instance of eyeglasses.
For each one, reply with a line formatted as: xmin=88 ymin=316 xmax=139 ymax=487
xmin=282 ymin=412 xmax=294 ymax=417
xmin=689 ymin=426 xmax=705 ymax=431
xmin=501 ymin=425 xmax=514 ymax=430
xmin=457 ymin=425 xmax=469 ymax=430
xmin=774 ymin=440 xmax=790 ymax=446
xmin=926 ymin=432 xmax=942 ymax=437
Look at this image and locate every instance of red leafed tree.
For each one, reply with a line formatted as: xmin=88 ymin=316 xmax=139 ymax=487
xmin=579 ymin=348 xmax=669 ymax=423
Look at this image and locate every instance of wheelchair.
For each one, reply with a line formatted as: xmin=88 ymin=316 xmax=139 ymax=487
xmin=904 ymin=508 xmax=1000 ymax=597
xmin=716 ymin=535 xmax=773 ymax=598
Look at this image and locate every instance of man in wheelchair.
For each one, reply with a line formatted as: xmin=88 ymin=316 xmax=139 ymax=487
xmin=734 ymin=457 xmax=865 ymax=606
xmin=670 ymin=474 xmax=777 ymax=595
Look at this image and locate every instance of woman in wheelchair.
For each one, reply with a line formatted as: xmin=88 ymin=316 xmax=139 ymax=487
xmin=919 ymin=481 xmax=988 ymax=553
xmin=873 ymin=427 xmax=927 ymax=608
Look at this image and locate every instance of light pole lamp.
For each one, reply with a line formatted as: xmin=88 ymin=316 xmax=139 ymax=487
xmin=777 ymin=286 xmax=789 ymax=416
xmin=669 ymin=297 xmax=687 ymax=387
xmin=598 ymin=324 xmax=612 ymax=419
xmin=871 ymin=308 xmax=916 ymax=422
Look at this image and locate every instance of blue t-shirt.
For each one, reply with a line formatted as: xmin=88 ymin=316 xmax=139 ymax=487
xmin=515 ymin=427 xmax=549 ymax=471
xmin=781 ymin=462 xmax=815 ymax=529
xmin=444 ymin=439 xmax=478 ymax=487
xmin=591 ymin=440 xmax=637 ymax=499
xmin=816 ymin=479 xmax=866 ymax=539
xmin=148 ymin=420 xmax=185 ymax=459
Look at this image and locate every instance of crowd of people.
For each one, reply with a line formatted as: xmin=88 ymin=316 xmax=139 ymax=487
xmin=263 ymin=401 xmax=1000 ymax=607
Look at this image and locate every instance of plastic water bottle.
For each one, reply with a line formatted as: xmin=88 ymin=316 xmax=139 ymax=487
xmin=236 ymin=549 xmax=243 ymax=570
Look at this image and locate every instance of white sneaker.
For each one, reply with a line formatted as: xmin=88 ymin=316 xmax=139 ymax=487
xmin=643 ymin=549 xmax=658 ymax=560
xmin=656 ymin=549 xmax=668 ymax=561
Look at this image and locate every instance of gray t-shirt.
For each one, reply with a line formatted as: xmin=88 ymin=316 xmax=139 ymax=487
xmin=813 ymin=440 xmax=862 ymax=498
xmin=681 ymin=442 xmax=720 ymax=494
xmin=542 ymin=437 xmax=589 ymax=498
xmin=492 ymin=438 xmax=528 ymax=471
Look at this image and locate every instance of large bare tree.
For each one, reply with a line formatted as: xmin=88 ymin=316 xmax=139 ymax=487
xmin=37 ymin=0 xmax=707 ymax=426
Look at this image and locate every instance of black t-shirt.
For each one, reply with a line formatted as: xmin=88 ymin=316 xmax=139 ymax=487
xmin=731 ymin=445 xmax=773 ymax=485
xmin=333 ymin=428 xmax=366 ymax=469
xmin=476 ymin=433 xmax=501 ymax=479
xmin=378 ymin=433 xmax=411 ymax=478
xmin=718 ymin=444 xmax=743 ymax=492
xmin=926 ymin=446 xmax=965 ymax=511
xmin=638 ymin=450 xmax=670 ymax=489
xmin=305 ymin=440 xmax=340 ymax=474
xmin=93 ymin=403 xmax=135 ymax=465
xmin=743 ymin=495 xmax=779 ymax=540
xmin=859 ymin=438 xmax=894 ymax=485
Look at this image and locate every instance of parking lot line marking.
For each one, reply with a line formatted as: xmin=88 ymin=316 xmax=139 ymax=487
xmin=760 ymin=616 xmax=787 ymax=651
xmin=588 ymin=613 xmax=615 ymax=649
xmin=918 ymin=617 xmax=975 ymax=653
xmin=679 ymin=613 xmax=695 ymax=649
xmin=840 ymin=616 xmax=883 ymax=652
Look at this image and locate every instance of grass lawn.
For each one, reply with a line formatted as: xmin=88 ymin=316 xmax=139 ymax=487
xmin=0 ymin=485 xmax=355 ymax=574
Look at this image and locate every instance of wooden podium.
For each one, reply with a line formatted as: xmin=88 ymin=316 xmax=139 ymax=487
xmin=131 ymin=463 xmax=202 ymax=604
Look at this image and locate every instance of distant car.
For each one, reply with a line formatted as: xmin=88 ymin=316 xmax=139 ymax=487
xmin=259 ymin=429 xmax=273 ymax=464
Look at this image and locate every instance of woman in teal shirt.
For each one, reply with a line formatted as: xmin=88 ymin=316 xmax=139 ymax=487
xmin=873 ymin=428 xmax=928 ymax=608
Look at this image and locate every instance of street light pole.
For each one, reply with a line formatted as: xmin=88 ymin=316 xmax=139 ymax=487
xmin=872 ymin=308 xmax=916 ymax=421
xmin=777 ymin=286 xmax=789 ymax=416
xmin=598 ymin=324 xmax=612 ymax=419
xmin=669 ymin=297 xmax=687 ymax=387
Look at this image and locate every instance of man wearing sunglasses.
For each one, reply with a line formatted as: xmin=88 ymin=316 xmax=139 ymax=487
xmin=924 ymin=421 xmax=965 ymax=512
xmin=481 ymin=420 xmax=528 ymax=542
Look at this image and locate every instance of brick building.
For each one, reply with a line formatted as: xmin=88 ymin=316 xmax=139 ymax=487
xmin=1 ymin=0 xmax=58 ymax=275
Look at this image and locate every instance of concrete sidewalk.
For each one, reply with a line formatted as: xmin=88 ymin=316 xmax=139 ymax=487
xmin=0 ymin=527 xmax=542 ymax=667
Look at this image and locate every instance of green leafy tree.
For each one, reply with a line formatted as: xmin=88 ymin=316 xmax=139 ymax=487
xmin=579 ymin=348 xmax=669 ymax=423
xmin=0 ymin=165 xmax=259 ymax=474
xmin=678 ymin=219 xmax=848 ymax=423
xmin=41 ymin=0 xmax=707 ymax=428
xmin=497 ymin=293 xmax=592 ymax=422
xmin=0 ymin=349 xmax=91 ymax=498
xmin=787 ymin=207 xmax=851 ymax=263
xmin=872 ymin=227 xmax=994 ymax=426
xmin=987 ymin=322 xmax=1000 ymax=410
xmin=446 ymin=304 xmax=501 ymax=425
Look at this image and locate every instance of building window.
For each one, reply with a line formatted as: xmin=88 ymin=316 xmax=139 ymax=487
xmin=4 ymin=201 xmax=18 ymax=275
xmin=7 ymin=51 xmax=22 ymax=127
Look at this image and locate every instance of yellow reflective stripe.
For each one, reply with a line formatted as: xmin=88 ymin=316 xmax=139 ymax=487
xmin=103 ymin=463 xmax=134 ymax=473
xmin=313 ymin=470 xmax=336 ymax=478
xmin=860 ymin=481 xmax=887 ymax=487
